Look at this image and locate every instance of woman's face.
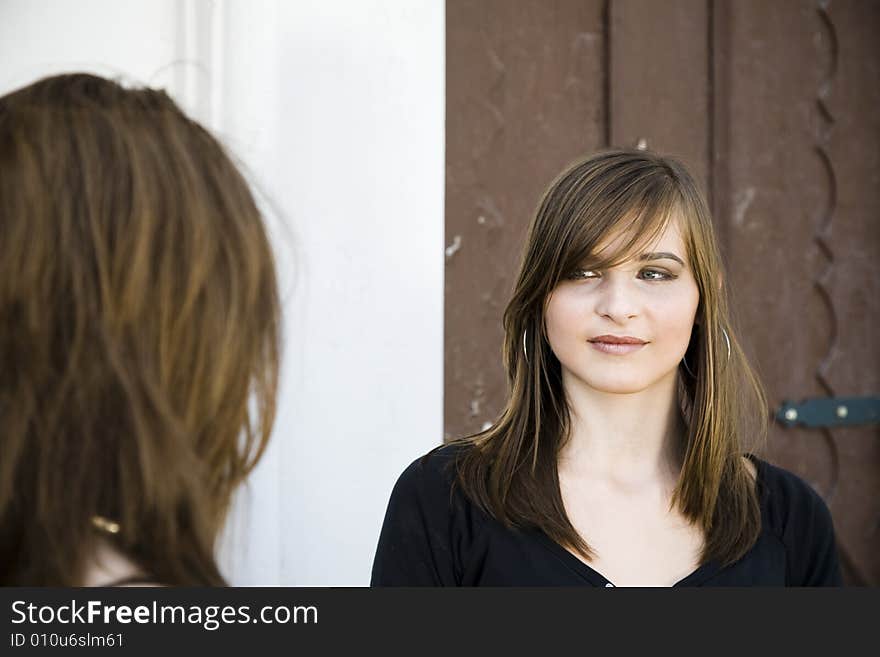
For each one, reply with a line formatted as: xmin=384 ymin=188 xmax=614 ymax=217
xmin=544 ymin=216 xmax=700 ymax=396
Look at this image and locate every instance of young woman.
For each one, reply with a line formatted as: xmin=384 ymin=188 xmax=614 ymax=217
xmin=0 ymin=73 xmax=282 ymax=586
xmin=371 ymin=149 xmax=842 ymax=586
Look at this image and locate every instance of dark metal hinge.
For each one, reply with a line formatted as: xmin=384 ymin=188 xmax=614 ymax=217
xmin=775 ymin=397 xmax=880 ymax=428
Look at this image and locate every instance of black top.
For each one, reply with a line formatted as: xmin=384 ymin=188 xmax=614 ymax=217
xmin=370 ymin=444 xmax=843 ymax=586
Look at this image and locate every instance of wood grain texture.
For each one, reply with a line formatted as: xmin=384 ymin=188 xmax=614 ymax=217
xmin=446 ymin=0 xmax=879 ymax=583
xmin=445 ymin=0 xmax=607 ymax=439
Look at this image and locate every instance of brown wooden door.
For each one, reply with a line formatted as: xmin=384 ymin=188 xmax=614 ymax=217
xmin=446 ymin=0 xmax=879 ymax=585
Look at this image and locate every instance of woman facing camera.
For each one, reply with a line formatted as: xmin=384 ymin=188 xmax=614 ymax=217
xmin=372 ymin=149 xmax=841 ymax=586
xmin=0 ymin=73 xmax=281 ymax=586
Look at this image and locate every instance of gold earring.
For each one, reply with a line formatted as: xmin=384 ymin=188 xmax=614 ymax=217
xmin=91 ymin=515 xmax=121 ymax=535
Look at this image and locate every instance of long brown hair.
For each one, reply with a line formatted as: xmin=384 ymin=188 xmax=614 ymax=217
xmin=453 ymin=149 xmax=768 ymax=567
xmin=0 ymin=73 xmax=281 ymax=585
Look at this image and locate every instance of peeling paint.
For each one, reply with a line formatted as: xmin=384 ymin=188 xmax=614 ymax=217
xmin=573 ymin=31 xmax=600 ymax=45
xmin=469 ymin=398 xmax=480 ymax=416
xmin=733 ymin=187 xmax=756 ymax=227
xmin=445 ymin=235 xmax=462 ymax=259
xmin=486 ymin=46 xmax=505 ymax=74
xmin=476 ymin=195 xmax=504 ymax=227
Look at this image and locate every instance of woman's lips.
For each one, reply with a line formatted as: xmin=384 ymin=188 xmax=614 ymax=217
xmin=588 ymin=340 xmax=647 ymax=355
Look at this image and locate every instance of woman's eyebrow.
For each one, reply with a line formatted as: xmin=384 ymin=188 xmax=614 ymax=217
xmin=638 ymin=252 xmax=685 ymax=266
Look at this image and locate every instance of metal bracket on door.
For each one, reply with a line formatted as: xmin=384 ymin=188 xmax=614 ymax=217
xmin=775 ymin=397 xmax=880 ymax=428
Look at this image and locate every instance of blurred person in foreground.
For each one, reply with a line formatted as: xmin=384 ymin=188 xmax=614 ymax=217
xmin=0 ymin=73 xmax=282 ymax=586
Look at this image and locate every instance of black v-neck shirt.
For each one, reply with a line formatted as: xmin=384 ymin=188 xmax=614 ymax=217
xmin=370 ymin=444 xmax=843 ymax=586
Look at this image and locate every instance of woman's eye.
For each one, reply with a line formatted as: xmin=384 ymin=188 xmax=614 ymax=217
xmin=639 ymin=269 xmax=673 ymax=281
xmin=567 ymin=268 xmax=676 ymax=281
xmin=568 ymin=268 xmax=600 ymax=280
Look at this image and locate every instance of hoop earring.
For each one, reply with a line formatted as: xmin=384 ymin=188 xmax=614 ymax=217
xmin=681 ymin=354 xmax=696 ymax=378
xmin=680 ymin=327 xmax=731 ymax=377
xmin=523 ymin=330 xmax=529 ymax=361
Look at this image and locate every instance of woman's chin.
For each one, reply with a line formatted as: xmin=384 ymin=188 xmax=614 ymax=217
xmin=587 ymin=381 xmax=651 ymax=395
xmin=575 ymin=370 xmax=674 ymax=396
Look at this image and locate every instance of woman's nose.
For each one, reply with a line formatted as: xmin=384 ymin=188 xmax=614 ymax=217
xmin=594 ymin=277 xmax=639 ymax=322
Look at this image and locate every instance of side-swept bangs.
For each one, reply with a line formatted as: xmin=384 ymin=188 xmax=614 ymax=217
xmin=521 ymin=153 xmax=693 ymax=309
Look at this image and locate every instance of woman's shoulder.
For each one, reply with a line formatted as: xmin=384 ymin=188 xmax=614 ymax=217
xmin=390 ymin=441 xmax=471 ymax=504
xmin=745 ymin=453 xmax=836 ymax=541
xmin=372 ymin=442 xmax=484 ymax=585
xmin=745 ymin=453 xmax=842 ymax=585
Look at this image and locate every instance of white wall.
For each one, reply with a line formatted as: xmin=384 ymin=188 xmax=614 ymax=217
xmin=0 ymin=0 xmax=445 ymax=586
xmin=0 ymin=0 xmax=179 ymax=89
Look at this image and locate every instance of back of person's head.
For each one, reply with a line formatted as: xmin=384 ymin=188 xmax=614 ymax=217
xmin=0 ymin=73 xmax=281 ymax=585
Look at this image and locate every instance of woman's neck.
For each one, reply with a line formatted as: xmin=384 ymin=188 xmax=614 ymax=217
xmin=80 ymin=537 xmax=147 ymax=586
xmin=557 ymin=370 xmax=686 ymax=489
